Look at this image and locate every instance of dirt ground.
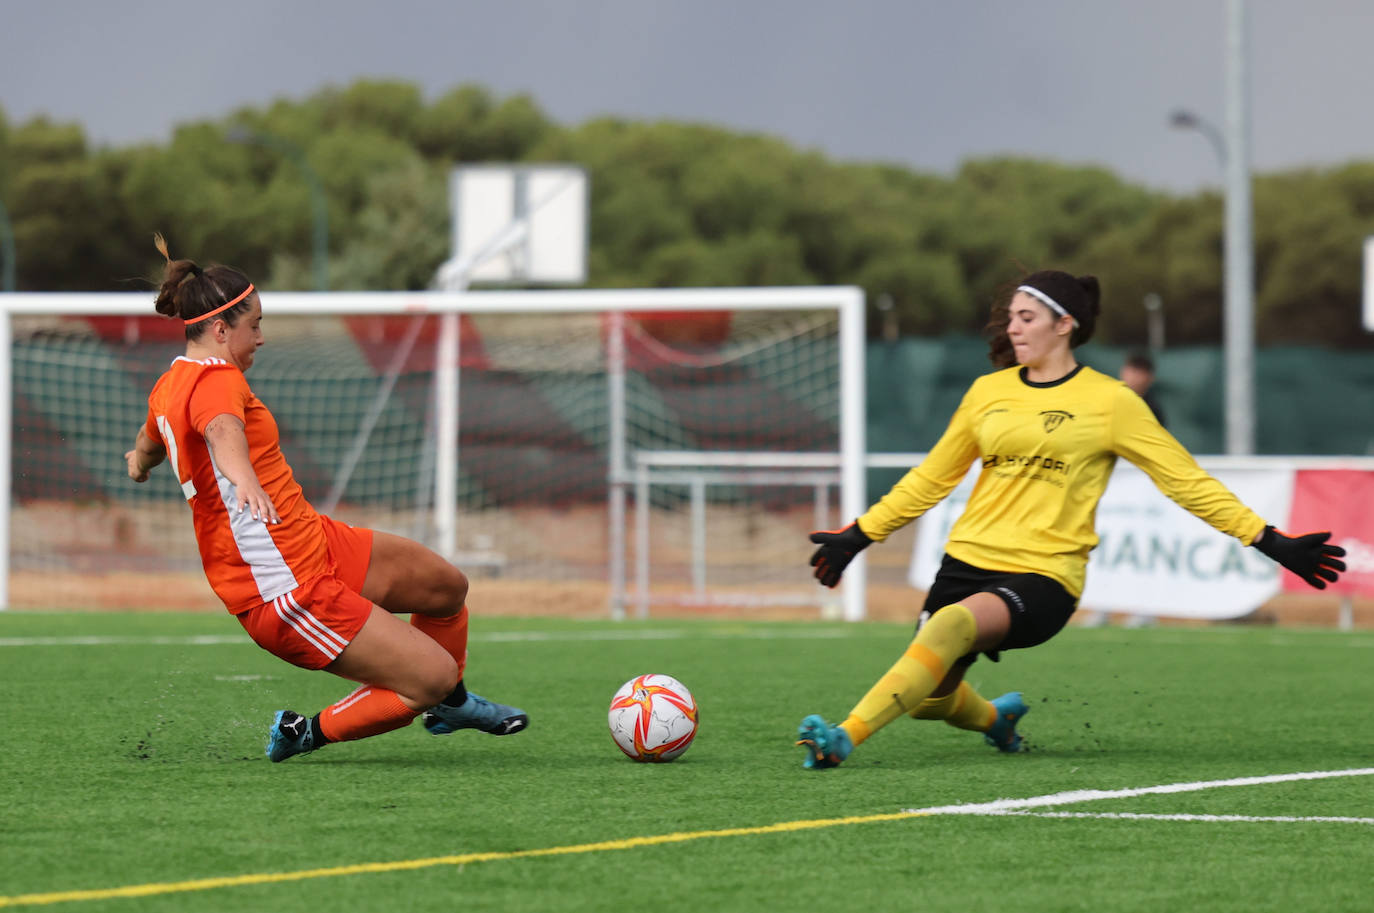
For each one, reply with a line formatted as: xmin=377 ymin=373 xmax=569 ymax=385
xmin=12 ymin=570 xmax=1370 ymax=629
xmin=12 ymin=500 xmax=1370 ymax=628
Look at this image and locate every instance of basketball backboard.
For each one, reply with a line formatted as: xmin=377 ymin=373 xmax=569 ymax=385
xmin=440 ymin=164 xmax=588 ymax=288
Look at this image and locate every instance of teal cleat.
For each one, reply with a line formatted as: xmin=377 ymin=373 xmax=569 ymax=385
xmin=421 ymin=693 xmax=529 ymax=736
xmin=265 ymin=710 xmax=316 ymax=763
xmin=983 ymin=692 xmax=1029 ymax=753
xmin=796 ymin=714 xmax=853 ymax=769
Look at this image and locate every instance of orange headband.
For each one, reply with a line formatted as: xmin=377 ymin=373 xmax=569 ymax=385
xmin=183 ymin=284 xmax=255 ymax=325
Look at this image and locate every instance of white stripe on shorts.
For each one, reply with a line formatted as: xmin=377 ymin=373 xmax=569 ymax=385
xmin=286 ymin=592 xmax=349 ymax=651
xmin=273 ymin=594 xmax=347 ymax=661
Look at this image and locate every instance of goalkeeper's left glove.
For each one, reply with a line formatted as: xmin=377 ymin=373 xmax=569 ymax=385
xmin=1251 ymin=525 xmax=1346 ymax=589
xmin=809 ymin=521 xmax=872 ymax=588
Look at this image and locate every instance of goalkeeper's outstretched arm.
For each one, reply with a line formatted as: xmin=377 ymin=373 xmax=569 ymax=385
xmin=125 ymin=425 xmax=166 ymax=483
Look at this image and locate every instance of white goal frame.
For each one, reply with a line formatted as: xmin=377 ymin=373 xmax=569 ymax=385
xmin=0 ymin=287 xmax=867 ymax=619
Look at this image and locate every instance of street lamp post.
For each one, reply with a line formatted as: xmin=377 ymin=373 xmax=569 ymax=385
xmin=1221 ymin=0 xmax=1256 ymax=456
xmin=1168 ymin=1 xmax=1254 ymax=455
xmin=227 ymin=127 xmax=329 ymax=291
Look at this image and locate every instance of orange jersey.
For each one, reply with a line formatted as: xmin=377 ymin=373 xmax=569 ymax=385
xmin=144 ymin=356 xmax=331 ymax=614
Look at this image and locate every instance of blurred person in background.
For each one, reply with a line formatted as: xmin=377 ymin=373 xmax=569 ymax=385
xmin=1121 ymin=351 xmax=1166 ymax=427
xmin=126 ymin=235 xmax=528 ymax=763
xmin=1081 ymin=350 xmax=1170 ymax=628
xmin=796 ymin=270 xmax=1345 ymax=769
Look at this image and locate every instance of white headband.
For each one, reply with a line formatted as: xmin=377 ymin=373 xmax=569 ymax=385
xmin=1017 ymin=285 xmax=1078 ymax=329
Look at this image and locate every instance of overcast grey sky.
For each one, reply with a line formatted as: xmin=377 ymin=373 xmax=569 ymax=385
xmin=2 ymin=1 xmax=1372 ymax=192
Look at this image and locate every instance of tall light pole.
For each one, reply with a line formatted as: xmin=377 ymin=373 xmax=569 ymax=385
xmin=1168 ymin=0 xmax=1254 ymax=455
xmin=1222 ymin=0 xmax=1255 ymax=456
xmin=227 ymin=127 xmax=330 ymax=291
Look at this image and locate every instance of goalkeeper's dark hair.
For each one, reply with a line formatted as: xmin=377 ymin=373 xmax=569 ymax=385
xmin=152 ymin=233 xmax=255 ymax=342
xmin=984 ymin=268 xmax=1101 ymax=368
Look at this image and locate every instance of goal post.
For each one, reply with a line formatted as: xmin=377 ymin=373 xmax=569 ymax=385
xmin=2 ymin=286 xmax=867 ymax=619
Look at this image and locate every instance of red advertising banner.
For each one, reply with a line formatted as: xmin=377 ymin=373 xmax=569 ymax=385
xmin=1284 ymin=470 xmax=1374 ymax=595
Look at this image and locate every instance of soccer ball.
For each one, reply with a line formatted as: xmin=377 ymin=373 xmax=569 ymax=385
xmin=608 ymin=674 xmax=699 ymax=762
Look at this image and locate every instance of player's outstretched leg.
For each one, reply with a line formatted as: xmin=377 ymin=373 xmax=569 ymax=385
xmin=422 ymin=690 xmax=529 ymax=736
xmin=265 ymin=710 xmax=318 ymax=762
xmin=796 ymin=714 xmax=854 ymax=769
xmin=982 ymin=692 xmax=1029 ymax=752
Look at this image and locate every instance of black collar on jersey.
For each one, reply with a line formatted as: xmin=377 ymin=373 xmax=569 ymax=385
xmin=1018 ymin=363 xmax=1084 ymax=388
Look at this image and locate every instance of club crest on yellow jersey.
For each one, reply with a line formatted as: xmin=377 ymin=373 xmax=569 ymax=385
xmin=1040 ymin=410 xmax=1074 ymax=433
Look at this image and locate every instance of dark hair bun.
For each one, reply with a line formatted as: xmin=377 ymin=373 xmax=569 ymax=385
xmin=1077 ymin=275 xmax=1101 ymax=317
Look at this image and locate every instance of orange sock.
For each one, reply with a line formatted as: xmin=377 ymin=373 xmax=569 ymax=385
xmin=411 ymin=605 xmax=469 ymax=680
xmin=317 ymin=684 xmax=419 ymax=742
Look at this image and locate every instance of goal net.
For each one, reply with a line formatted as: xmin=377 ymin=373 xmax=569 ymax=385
xmin=3 ymin=288 xmax=866 ymax=619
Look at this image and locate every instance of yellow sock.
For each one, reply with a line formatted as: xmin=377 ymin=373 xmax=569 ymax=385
xmin=910 ymin=681 xmax=998 ymax=732
xmin=839 ymin=604 xmax=978 ymax=746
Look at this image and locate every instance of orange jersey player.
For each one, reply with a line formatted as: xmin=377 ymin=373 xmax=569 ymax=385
xmin=143 ymin=354 xmax=332 ymax=615
xmin=126 ymin=234 xmax=528 ymax=762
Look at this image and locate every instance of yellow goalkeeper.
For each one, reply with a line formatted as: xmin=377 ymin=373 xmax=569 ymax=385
xmin=797 ymin=270 xmax=1346 ymax=769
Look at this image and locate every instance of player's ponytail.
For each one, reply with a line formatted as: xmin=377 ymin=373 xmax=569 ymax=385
xmin=152 ymin=233 xmax=201 ymax=319
xmin=1070 ymin=274 xmax=1101 ymax=347
xmin=151 ymin=233 xmax=255 ymax=340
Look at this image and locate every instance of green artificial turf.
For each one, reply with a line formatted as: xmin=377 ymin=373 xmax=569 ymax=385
xmin=2 ymin=612 xmax=1370 ymax=912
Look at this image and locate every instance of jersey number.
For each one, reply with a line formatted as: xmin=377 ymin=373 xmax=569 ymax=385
xmin=155 ymin=415 xmax=197 ymax=500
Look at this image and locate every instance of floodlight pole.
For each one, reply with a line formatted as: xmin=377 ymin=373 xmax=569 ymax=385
xmin=1223 ymin=0 xmax=1255 ymax=455
xmin=1169 ymin=1 xmax=1254 ymax=455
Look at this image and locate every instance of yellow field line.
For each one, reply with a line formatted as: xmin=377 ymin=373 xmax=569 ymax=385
xmin=0 ymin=811 xmax=922 ymax=908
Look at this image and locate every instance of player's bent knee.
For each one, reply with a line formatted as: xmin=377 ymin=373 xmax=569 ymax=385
xmin=440 ymin=566 xmax=468 ymax=611
xmin=412 ymin=654 xmax=460 ymax=707
xmin=414 ymin=564 xmax=467 ymax=617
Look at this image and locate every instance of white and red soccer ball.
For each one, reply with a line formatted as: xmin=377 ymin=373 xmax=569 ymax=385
xmin=608 ymin=674 xmax=699 ymax=762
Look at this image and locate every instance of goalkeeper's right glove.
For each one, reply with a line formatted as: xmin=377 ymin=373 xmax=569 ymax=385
xmin=809 ymin=521 xmax=872 ymax=588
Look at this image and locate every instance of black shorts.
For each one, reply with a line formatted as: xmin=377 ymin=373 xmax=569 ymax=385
xmin=920 ymin=554 xmax=1079 ymax=664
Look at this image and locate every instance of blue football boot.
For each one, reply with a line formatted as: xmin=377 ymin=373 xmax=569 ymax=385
xmin=796 ymin=714 xmax=854 ymax=769
xmin=983 ymin=692 xmax=1029 ymax=753
xmin=420 ymin=693 xmax=529 ymax=736
xmin=265 ymin=710 xmax=317 ymax=763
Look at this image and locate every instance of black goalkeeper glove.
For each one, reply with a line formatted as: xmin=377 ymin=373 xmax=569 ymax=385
xmin=809 ymin=521 xmax=872 ymax=588
xmin=1252 ymin=525 xmax=1346 ymax=589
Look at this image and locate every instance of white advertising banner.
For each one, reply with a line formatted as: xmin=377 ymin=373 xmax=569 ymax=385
xmin=910 ymin=463 xmax=1292 ymax=619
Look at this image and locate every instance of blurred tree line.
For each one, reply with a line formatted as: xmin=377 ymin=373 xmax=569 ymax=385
xmin=1 ymin=78 xmax=1372 ymax=348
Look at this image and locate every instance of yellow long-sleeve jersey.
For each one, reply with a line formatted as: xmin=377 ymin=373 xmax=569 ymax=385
xmin=857 ymin=365 xmax=1266 ymax=597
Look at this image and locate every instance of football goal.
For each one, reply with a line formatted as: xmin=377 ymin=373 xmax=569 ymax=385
xmin=1 ymin=287 xmax=868 ymax=620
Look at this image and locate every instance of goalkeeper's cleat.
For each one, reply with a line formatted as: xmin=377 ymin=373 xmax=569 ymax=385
xmin=265 ymin=710 xmax=316 ymax=763
xmin=421 ymin=693 xmax=529 ymax=736
xmin=796 ymin=714 xmax=853 ymax=770
xmin=983 ymin=692 xmax=1029 ymax=753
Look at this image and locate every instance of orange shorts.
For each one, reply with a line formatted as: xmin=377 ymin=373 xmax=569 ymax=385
xmin=320 ymin=514 xmax=374 ymax=593
xmin=234 ymin=516 xmax=377 ymax=671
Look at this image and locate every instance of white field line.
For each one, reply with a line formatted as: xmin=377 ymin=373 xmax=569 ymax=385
xmin=906 ymin=768 xmax=1374 ymax=817
xmin=993 ymin=811 xmax=1374 ymax=824
xmin=3 ymin=627 xmax=1369 ymax=650
xmin=1089 ymin=631 xmax=1374 ymax=649
xmin=0 ymin=626 xmax=878 ymax=648
xmin=2 ymin=771 xmax=1370 ymax=908
xmin=0 ymin=634 xmax=249 ymax=647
